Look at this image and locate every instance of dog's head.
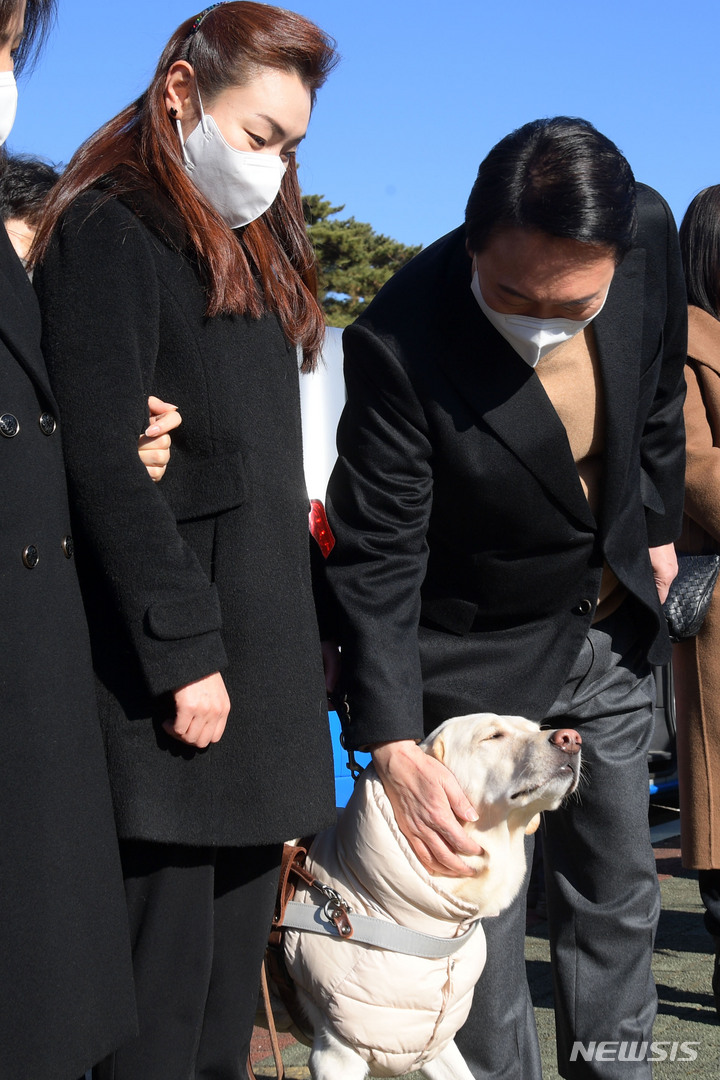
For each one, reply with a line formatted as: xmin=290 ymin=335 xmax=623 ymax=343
xmin=424 ymin=712 xmax=581 ymax=830
xmin=422 ymin=712 xmax=581 ymax=909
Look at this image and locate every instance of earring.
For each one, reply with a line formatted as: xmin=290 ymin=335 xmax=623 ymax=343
xmin=169 ymin=107 xmax=178 ymax=118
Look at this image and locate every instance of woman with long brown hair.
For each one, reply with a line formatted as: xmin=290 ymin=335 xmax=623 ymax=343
xmin=32 ymin=4 xmax=338 ymax=1076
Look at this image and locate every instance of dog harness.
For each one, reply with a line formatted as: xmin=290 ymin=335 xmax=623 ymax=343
xmin=281 ymin=893 xmax=480 ymax=958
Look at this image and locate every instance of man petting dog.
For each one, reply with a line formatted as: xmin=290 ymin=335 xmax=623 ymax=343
xmin=322 ymin=117 xmax=686 ymax=1079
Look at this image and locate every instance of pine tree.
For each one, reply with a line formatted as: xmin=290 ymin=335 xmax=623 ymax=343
xmin=304 ymin=195 xmax=422 ymax=328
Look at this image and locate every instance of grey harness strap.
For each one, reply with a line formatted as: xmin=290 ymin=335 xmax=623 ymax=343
xmin=282 ymin=899 xmax=480 ymax=959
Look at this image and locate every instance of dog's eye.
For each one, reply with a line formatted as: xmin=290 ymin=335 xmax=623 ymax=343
xmin=485 ymin=731 xmax=504 ymax=740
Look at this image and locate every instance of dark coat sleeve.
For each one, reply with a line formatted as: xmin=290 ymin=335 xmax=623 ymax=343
xmin=34 ymin=194 xmax=228 ymax=697
xmin=325 ymin=322 xmax=433 ymax=747
xmin=635 ymin=185 xmax=688 ymax=547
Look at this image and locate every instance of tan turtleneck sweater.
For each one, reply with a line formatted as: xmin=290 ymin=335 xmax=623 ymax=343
xmin=535 ymin=325 xmax=625 ymax=621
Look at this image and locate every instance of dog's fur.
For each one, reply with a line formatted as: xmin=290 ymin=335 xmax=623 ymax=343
xmin=283 ymin=713 xmax=581 ymax=1080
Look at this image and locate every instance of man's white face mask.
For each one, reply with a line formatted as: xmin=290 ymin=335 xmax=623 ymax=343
xmin=471 ymin=266 xmax=608 ymax=367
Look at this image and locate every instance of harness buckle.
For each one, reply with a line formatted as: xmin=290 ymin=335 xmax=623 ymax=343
xmin=316 ymin=884 xmax=355 ymax=939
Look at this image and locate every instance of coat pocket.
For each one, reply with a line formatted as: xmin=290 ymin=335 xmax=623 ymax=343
xmin=160 ymin=448 xmax=247 ymax=523
xmin=146 ymin=583 xmax=223 ymax=640
xmin=420 ymin=595 xmax=479 ymax=635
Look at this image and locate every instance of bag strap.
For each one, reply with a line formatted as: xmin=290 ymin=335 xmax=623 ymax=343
xmin=246 ymin=960 xmax=286 ymax=1080
xmin=272 ymin=841 xmax=354 ymax=940
xmin=272 ymin=842 xmax=315 ymax=935
xmin=251 ymin=843 xmax=318 ymax=1076
xmin=264 ymin=845 xmax=317 ymax=1050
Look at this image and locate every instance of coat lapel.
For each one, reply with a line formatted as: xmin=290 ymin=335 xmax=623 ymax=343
xmin=592 ymin=248 xmax=646 ymax=536
xmin=436 ymin=246 xmax=597 ymax=530
xmin=0 ymin=228 xmax=55 ymax=404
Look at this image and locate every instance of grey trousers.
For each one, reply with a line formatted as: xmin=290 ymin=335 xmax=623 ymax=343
xmin=455 ymin=604 xmax=660 ymax=1079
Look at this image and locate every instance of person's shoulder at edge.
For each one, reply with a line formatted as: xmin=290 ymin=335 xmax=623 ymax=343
xmin=688 ymin=306 xmax=720 ymax=371
xmin=347 ymin=224 xmax=469 ymax=342
xmin=634 ymin=181 xmax=677 ymax=241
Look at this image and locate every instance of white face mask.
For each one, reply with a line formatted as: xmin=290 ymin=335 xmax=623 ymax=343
xmin=177 ymin=94 xmax=287 ymax=229
xmin=471 ymin=267 xmax=608 ymax=368
xmin=0 ymin=70 xmax=18 ymax=147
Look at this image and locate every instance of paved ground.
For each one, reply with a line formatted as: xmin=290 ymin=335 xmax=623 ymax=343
xmin=250 ymin=810 xmax=720 ymax=1078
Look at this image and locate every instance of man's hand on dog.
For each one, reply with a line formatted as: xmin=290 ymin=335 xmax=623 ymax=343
xmin=370 ymin=740 xmax=484 ymax=876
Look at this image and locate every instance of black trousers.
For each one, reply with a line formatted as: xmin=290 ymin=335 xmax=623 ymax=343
xmin=93 ymin=840 xmax=283 ymax=1080
xmin=699 ymin=869 xmax=720 ymax=941
xmin=455 ymin=604 xmax=660 ymax=1080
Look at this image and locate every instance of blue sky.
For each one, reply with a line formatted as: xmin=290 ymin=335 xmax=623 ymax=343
xmin=10 ymin=0 xmax=720 ymax=248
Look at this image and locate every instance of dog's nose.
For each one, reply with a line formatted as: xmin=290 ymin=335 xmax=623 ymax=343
xmin=549 ymin=729 xmax=582 ymax=755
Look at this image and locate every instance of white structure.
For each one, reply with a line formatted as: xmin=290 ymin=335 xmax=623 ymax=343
xmin=299 ymin=326 xmax=346 ymax=503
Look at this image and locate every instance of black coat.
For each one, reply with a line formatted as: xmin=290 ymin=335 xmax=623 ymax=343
xmin=325 ymin=185 xmax=687 ymax=746
xmin=0 ymin=226 xmax=136 ymax=1078
xmin=34 ymin=190 xmax=336 ymax=847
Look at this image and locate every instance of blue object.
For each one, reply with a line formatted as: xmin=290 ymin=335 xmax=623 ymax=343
xmin=649 ymin=774 xmax=679 ymax=797
xmin=328 ymin=709 xmax=371 ymax=807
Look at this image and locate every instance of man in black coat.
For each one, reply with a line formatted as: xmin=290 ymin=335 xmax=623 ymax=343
xmin=325 ymin=118 xmax=686 ymax=1078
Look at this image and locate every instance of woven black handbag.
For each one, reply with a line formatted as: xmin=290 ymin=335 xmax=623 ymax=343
xmin=663 ymin=553 xmax=720 ymax=642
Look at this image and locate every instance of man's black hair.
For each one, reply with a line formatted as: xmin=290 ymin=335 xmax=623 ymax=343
xmin=0 ymin=152 xmax=58 ymax=225
xmin=465 ymin=116 xmax=637 ymax=260
xmin=679 ymin=186 xmax=720 ymax=319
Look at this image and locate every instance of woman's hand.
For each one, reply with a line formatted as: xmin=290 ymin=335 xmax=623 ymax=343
xmin=138 ymin=396 xmax=182 ymax=481
xmin=370 ymin=739 xmax=483 ymax=876
xmin=165 ymin=672 xmax=230 ymax=748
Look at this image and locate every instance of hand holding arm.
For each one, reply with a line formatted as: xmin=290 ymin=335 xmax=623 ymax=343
xmin=649 ymin=542 xmax=678 ymax=604
xmin=371 ymin=739 xmax=482 ymax=876
xmin=137 ymin=396 xmax=182 ymax=482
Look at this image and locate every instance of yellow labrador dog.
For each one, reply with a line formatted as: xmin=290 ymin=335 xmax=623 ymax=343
xmin=283 ymin=713 xmax=581 ymax=1080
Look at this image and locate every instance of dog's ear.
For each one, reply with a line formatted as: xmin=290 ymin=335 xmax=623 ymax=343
xmin=426 ymin=734 xmax=446 ymax=763
xmin=524 ymin=813 xmax=541 ymax=836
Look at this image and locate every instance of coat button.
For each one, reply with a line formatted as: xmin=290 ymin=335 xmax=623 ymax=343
xmin=39 ymin=412 xmax=57 ymax=435
xmin=0 ymin=413 xmax=20 ymax=437
xmin=22 ymin=544 xmax=39 ymax=569
xmin=61 ymin=535 xmax=74 ymax=559
xmin=574 ymin=599 xmax=593 ymax=615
